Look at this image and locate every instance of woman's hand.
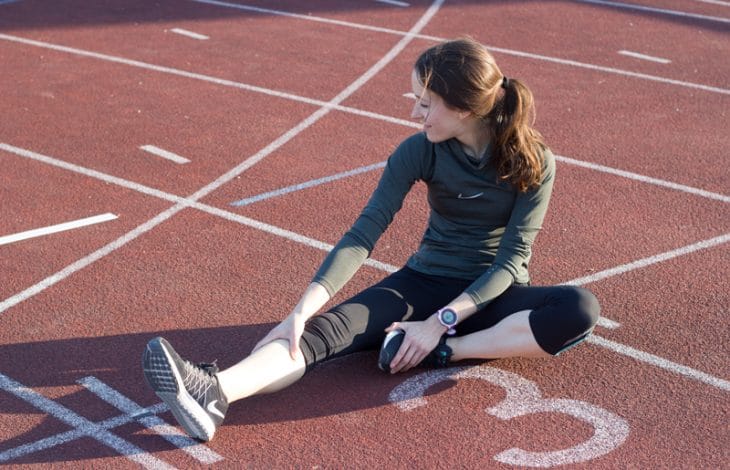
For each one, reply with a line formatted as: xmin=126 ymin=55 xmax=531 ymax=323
xmin=252 ymin=282 xmax=330 ymax=359
xmin=385 ymin=315 xmax=447 ymax=373
xmin=252 ymin=313 xmax=307 ymax=359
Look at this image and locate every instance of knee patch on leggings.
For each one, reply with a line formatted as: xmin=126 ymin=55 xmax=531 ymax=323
xmin=529 ymin=286 xmax=600 ymax=355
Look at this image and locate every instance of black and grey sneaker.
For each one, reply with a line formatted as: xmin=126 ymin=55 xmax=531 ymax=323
xmin=142 ymin=337 xmax=228 ymax=441
xmin=378 ymin=330 xmax=453 ymax=373
xmin=420 ymin=335 xmax=453 ymax=368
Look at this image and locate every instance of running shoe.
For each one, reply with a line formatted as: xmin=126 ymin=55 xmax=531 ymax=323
xmin=142 ymin=337 xmax=228 ymax=441
xmin=378 ymin=329 xmax=453 ymax=373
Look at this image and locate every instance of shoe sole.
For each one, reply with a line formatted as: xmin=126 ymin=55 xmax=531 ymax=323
xmin=142 ymin=338 xmax=216 ymax=441
xmin=378 ymin=329 xmax=404 ymax=373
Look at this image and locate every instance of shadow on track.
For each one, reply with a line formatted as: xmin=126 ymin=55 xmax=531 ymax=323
xmin=0 ymin=324 xmax=465 ymax=465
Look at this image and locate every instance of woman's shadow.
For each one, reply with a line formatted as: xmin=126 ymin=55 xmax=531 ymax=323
xmin=0 ymin=322 xmax=459 ymax=464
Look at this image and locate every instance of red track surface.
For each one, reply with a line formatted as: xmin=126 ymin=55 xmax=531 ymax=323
xmin=1 ymin=0 xmax=728 ymax=468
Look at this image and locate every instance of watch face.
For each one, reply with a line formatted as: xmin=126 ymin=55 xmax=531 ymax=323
xmin=441 ymin=309 xmax=457 ymax=326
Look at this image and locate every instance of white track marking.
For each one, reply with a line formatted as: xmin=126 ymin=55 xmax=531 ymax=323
xmin=2 ymin=12 xmax=725 ymax=98
xmin=375 ymin=0 xmax=410 ymax=6
xmin=2 ymin=152 xmax=729 ymax=391
xmin=0 ymin=32 xmax=418 ymax=129
xmin=575 ymin=0 xmax=730 ymax=24
xmin=563 ymin=233 xmax=730 ymax=287
xmin=188 ymin=0 xmax=730 ymax=95
xmin=231 ymin=161 xmax=387 ymax=206
xmin=0 ymin=403 xmax=168 ymax=462
xmin=169 ymin=28 xmax=209 ymax=40
xmin=7 ymin=143 xmax=730 ymax=337
xmin=78 ymin=376 xmax=223 ymax=464
xmin=0 ymin=213 xmax=118 ymax=246
xmin=0 ymin=372 xmax=175 ymax=469
xmin=0 ymin=0 xmax=441 ymax=314
xmin=588 ymin=335 xmax=730 ymax=391
xmin=390 ymin=366 xmax=630 ymax=466
xmin=139 ymin=145 xmax=191 ymax=164
xmin=0 ymin=0 xmax=727 ymax=394
xmin=695 ymin=0 xmax=730 ymax=5
xmin=618 ymin=50 xmax=671 ymax=64
xmin=4 ymin=143 xmax=729 ymax=328
xmin=555 ymin=155 xmax=730 ymax=203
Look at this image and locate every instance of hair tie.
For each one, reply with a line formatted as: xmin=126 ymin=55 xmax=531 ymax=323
xmin=501 ymin=76 xmax=510 ymax=89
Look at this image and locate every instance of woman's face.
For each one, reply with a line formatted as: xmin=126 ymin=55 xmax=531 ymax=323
xmin=410 ymin=69 xmax=467 ymax=143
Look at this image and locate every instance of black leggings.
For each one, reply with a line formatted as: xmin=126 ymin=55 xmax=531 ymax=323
xmin=299 ymin=267 xmax=600 ymax=370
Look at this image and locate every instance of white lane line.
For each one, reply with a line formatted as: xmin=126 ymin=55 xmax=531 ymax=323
xmin=4 ymin=142 xmax=729 ymax=328
xmin=0 ymin=0 xmax=443 ymax=310
xmin=555 ymin=155 xmax=730 ymax=203
xmin=563 ymin=233 xmax=730 ymax=287
xmin=3 ymin=145 xmax=730 ymax=392
xmin=78 ymin=377 xmax=223 ymax=464
xmin=0 ymin=32 xmax=416 ymax=129
xmin=231 ymin=161 xmax=387 ymax=206
xmin=565 ymin=232 xmax=730 ymax=329
xmin=139 ymin=145 xmax=191 ymax=164
xmin=403 ymin=92 xmax=416 ymax=99
xmin=576 ymin=0 xmax=730 ymax=23
xmin=588 ymin=335 xmax=730 ymax=391
xmin=696 ymin=0 xmax=730 ymax=5
xmin=0 ymin=213 xmax=118 ymax=246
xmin=187 ymin=0 xmax=730 ymax=95
xmin=618 ymin=50 xmax=671 ymax=64
xmin=0 ymin=403 xmax=168 ymax=462
xmin=0 ymin=372 xmax=175 ymax=469
xmin=169 ymin=28 xmax=209 ymax=40
xmin=375 ymin=0 xmax=410 ymax=6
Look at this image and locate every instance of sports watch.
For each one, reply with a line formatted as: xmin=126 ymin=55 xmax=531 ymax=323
xmin=436 ymin=307 xmax=458 ymax=335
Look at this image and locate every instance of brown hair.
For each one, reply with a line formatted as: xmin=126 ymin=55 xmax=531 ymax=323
xmin=414 ymin=37 xmax=546 ymax=192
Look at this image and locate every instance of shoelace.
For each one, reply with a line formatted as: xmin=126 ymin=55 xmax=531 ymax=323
xmin=182 ymin=361 xmax=219 ymax=401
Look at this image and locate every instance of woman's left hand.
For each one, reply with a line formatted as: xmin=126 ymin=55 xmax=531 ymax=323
xmin=385 ymin=315 xmax=446 ymax=373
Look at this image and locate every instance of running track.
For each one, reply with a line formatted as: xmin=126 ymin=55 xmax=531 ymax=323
xmin=0 ymin=0 xmax=728 ymax=468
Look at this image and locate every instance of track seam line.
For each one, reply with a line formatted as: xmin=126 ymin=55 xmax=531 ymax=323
xmin=4 ymin=144 xmax=730 ymax=391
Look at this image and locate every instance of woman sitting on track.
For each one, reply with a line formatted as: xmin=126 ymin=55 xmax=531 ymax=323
xmin=142 ymin=37 xmax=600 ymax=442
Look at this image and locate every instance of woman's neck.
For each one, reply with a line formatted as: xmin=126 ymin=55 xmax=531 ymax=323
xmin=458 ymin=119 xmax=492 ymax=159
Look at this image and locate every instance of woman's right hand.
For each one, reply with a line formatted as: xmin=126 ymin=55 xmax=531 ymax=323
xmin=251 ymin=313 xmax=307 ymax=359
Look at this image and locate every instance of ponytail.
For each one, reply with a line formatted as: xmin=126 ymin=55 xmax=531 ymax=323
xmin=489 ymin=77 xmax=546 ymax=192
xmin=414 ymin=38 xmax=547 ymax=192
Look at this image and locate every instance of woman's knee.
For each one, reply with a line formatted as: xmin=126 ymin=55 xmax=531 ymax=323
xmin=565 ymin=286 xmax=601 ymax=331
xmin=529 ymin=286 xmax=601 ymax=355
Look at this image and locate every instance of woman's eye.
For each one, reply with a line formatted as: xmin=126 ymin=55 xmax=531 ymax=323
xmin=420 ymin=103 xmax=430 ymax=109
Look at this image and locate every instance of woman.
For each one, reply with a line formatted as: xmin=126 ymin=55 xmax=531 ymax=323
xmin=142 ymin=37 xmax=600 ymax=442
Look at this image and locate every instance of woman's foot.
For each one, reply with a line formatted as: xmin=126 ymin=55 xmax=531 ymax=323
xmin=142 ymin=337 xmax=228 ymax=441
xmin=378 ymin=330 xmax=453 ymax=373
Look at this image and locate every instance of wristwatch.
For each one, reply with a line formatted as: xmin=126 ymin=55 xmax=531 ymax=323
xmin=436 ymin=307 xmax=458 ymax=335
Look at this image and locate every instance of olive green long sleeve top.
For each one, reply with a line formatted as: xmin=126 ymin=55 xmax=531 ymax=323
xmin=312 ymin=132 xmax=555 ymax=310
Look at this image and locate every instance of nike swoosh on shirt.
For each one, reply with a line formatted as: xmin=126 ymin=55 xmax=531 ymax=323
xmin=457 ymin=192 xmax=483 ymax=200
xmin=207 ymin=400 xmax=225 ymax=419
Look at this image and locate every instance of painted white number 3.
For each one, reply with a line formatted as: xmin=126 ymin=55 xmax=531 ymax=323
xmin=389 ymin=365 xmax=629 ymax=468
